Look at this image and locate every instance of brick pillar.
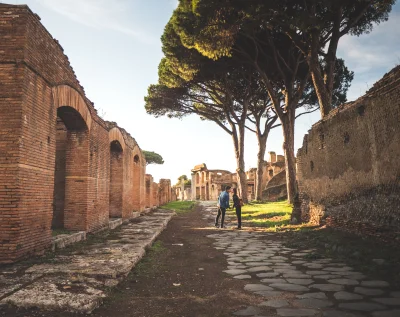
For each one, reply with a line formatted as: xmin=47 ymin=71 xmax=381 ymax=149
xmin=145 ymin=174 xmax=153 ymax=208
xmin=109 ymin=142 xmax=123 ymax=218
xmin=63 ymin=130 xmax=90 ymax=231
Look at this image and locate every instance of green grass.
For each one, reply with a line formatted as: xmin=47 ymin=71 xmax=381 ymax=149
xmin=227 ymin=201 xmax=300 ymax=231
xmin=128 ymin=240 xmax=166 ymax=277
xmin=162 ymin=201 xmax=197 ymax=214
xmin=52 ymin=229 xmax=72 ymax=236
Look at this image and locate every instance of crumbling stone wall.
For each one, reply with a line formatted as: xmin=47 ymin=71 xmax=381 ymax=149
xmin=297 ymin=66 xmax=400 ymax=232
xmin=145 ymin=174 xmax=162 ymax=208
xmin=0 ymin=4 xmax=171 ymax=263
xmin=191 ymin=164 xmax=236 ymax=201
xmin=263 ymin=170 xmax=287 ymax=201
xmin=254 ymin=152 xmax=287 ymax=201
xmin=152 ymin=182 xmax=160 ymax=207
xmin=159 ymin=179 xmax=172 ymax=206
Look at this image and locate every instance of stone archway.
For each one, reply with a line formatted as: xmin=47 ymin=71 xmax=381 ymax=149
xmin=52 ymin=85 xmax=92 ymax=231
xmin=52 ymin=106 xmax=90 ymax=231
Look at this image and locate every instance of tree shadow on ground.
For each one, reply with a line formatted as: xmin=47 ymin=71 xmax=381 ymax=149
xmin=283 ymin=226 xmax=400 ymax=289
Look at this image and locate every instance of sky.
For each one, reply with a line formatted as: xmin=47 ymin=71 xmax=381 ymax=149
xmin=3 ymin=0 xmax=400 ymax=183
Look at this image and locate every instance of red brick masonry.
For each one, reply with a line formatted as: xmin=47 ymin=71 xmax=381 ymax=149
xmin=0 ymin=4 xmax=173 ymax=263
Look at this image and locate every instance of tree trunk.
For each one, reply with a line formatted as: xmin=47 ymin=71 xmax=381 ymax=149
xmin=231 ymin=124 xmax=248 ymax=203
xmin=281 ymin=108 xmax=297 ymax=204
xmin=255 ymin=133 xmax=268 ymax=201
xmin=308 ymin=28 xmax=332 ymax=118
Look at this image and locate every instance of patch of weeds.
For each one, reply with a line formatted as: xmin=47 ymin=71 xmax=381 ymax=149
xmin=132 ymin=240 xmax=167 ymax=277
xmin=162 ymin=201 xmax=197 ymax=214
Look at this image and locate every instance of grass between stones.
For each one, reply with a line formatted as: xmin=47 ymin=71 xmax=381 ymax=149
xmin=161 ymin=201 xmax=197 ymax=214
xmin=131 ymin=240 xmax=167 ymax=277
xmin=52 ymin=229 xmax=72 ymax=236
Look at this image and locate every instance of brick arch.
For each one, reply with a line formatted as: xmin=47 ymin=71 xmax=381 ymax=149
xmin=109 ymin=127 xmax=126 ymax=151
xmin=52 ymin=85 xmax=92 ymax=131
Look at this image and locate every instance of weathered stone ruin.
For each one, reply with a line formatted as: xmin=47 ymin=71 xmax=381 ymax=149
xmin=191 ymin=164 xmax=235 ymax=200
xmin=174 ymin=179 xmax=192 ymax=201
xmin=258 ymin=152 xmax=287 ymax=201
xmin=190 ymin=160 xmax=287 ymax=201
xmin=296 ymin=66 xmax=400 ymax=233
xmin=0 ymin=4 xmax=173 ymax=264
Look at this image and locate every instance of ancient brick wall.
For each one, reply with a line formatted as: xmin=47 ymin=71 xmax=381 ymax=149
xmin=152 ymin=182 xmax=159 ymax=207
xmin=0 ymin=4 xmax=169 ymax=263
xmin=159 ymin=179 xmax=172 ymax=206
xmin=297 ymin=66 xmax=400 ymax=231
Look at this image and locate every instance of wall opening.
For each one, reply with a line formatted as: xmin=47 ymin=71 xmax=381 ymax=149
xmin=52 ymin=106 xmax=89 ymax=231
xmin=319 ymin=132 xmax=325 ymax=149
xmin=109 ymin=141 xmax=123 ymax=218
xmin=344 ymin=132 xmax=350 ymax=144
xmin=357 ymin=105 xmax=365 ymax=116
xmin=269 ymin=169 xmax=274 ymax=177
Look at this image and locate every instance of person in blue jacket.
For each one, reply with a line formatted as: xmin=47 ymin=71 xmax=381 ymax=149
xmin=215 ymin=186 xmax=231 ymax=228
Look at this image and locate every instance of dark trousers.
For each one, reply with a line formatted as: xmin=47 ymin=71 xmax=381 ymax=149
xmin=215 ymin=207 xmax=226 ymax=227
xmin=235 ymin=206 xmax=242 ymax=228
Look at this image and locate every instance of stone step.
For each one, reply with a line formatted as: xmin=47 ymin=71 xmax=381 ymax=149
xmin=51 ymin=232 xmax=86 ymax=251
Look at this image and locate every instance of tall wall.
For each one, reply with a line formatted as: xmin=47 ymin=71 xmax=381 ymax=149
xmin=296 ymin=66 xmax=400 ymax=231
xmin=159 ymin=179 xmax=171 ymax=206
xmin=145 ymin=174 xmax=153 ymax=208
xmin=152 ymin=182 xmax=160 ymax=207
xmin=0 ymin=4 xmax=170 ymax=263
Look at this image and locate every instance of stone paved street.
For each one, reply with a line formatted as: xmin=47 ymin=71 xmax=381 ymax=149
xmin=202 ymin=202 xmax=400 ymax=317
xmin=1 ymin=202 xmax=399 ymax=317
xmin=0 ymin=209 xmax=175 ymax=314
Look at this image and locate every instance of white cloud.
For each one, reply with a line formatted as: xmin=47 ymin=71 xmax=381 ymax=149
xmin=337 ymin=11 xmax=400 ymax=100
xmin=35 ymin=0 xmax=156 ymax=44
xmin=338 ymin=12 xmax=400 ymax=73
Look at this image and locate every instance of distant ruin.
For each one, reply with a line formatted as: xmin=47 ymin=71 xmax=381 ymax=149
xmin=188 ymin=154 xmax=287 ymax=201
xmin=0 ymin=4 xmax=173 ymax=264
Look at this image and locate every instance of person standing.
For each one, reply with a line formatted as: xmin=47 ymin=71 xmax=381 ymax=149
xmin=232 ymin=188 xmax=242 ymax=229
xmin=215 ymin=186 xmax=231 ymax=228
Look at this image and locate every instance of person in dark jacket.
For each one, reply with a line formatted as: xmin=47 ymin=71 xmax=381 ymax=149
xmin=215 ymin=186 xmax=231 ymax=228
xmin=232 ymin=188 xmax=242 ymax=229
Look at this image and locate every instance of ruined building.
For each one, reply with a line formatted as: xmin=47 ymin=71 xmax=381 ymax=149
xmin=0 ymin=4 xmax=173 ymax=264
xmin=190 ymin=158 xmax=287 ymax=201
xmin=191 ymin=164 xmax=235 ymax=200
xmin=259 ymin=152 xmax=287 ymax=201
xmin=296 ymin=66 xmax=400 ymax=233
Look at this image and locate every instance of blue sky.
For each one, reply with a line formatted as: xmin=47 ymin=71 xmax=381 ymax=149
xmin=5 ymin=0 xmax=400 ymax=183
